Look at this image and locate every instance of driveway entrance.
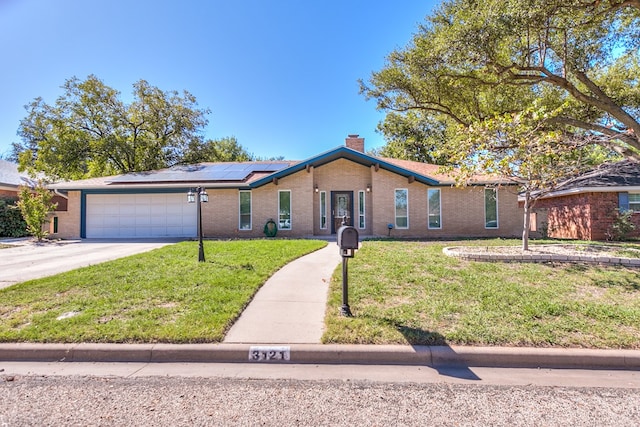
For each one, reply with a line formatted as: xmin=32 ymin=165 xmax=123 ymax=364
xmin=0 ymin=239 xmax=180 ymax=289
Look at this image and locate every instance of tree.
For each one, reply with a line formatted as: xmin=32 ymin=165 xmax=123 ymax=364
xmin=17 ymin=183 xmax=57 ymax=242
xmin=182 ymin=136 xmax=254 ymax=164
xmin=448 ymin=107 xmax=610 ymax=249
xmin=360 ymin=0 xmax=640 ymax=158
xmin=360 ymin=0 xmax=639 ymax=248
xmin=369 ymin=112 xmax=452 ymax=165
xmin=13 ymin=75 xmax=210 ymax=179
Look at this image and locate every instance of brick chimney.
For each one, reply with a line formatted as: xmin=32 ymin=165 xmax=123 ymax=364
xmin=345 ymin=134 xmax=365 ymax=152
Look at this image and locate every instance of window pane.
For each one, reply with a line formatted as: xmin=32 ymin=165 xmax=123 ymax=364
xmin=395 ymin=189 xmax=408 ymax=228
xmin=239 ymin=191 xmax=251 ymax=230
xmin=358 ymin=190 xmax=365 ymax=229
xmin=428 ymin=189 xmax=441 ymax=229
xmin=320 ymin=192 xmax=327 ymax=229
xmin=485 ymin=188 xmax=498 ymax=228
xmin=279 ymin=191 xmax=291 ymax=229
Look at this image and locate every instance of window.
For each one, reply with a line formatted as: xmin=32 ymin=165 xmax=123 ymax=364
xmin=629 ymin=194 xmax=640 ymax=212
xmin=395 ymin=189 xmax=408 ymax=229
xmin=239 ymin=191 xmax=251 ymax=230
xmin=358 ymin=190 xmax=365 ymax=229
xmin=484 ymin=188 xmax=498 ymax=228
xmin=428 ymin=189 xmax=441 ymax=229
xmin=279 ymin=190 xmax=291 ymax=230
xmin=320 ymin=191 xmax=327 ymax=229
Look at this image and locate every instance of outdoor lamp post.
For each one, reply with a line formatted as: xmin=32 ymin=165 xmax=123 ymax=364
xmin=187 ymin=187 xmax=208 ymax=262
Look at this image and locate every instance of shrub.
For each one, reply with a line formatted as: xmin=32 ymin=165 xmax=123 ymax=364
xmin=606 ymin=209 xmax=636 ymax=241
xmin=0 ymin=196 xmax=29 ymax=237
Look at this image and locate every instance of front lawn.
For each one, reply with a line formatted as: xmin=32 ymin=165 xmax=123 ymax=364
xmin=0 ymin=239 xmax=326 ymax=343
xmin=323 ymin=240 xmax=640 ymax=349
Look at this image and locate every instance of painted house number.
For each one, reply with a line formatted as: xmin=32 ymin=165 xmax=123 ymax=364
xmin=249 ymin=346 xmax=290 ymax=362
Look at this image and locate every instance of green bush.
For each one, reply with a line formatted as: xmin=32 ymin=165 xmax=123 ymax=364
xmin=607 ymin=209 xmax=636 ymax=241
xmin=0 ymin=196 xmax=29 ymax=238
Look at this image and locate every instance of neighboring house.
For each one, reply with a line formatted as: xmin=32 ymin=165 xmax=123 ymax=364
xmin=0 ymin=159 xmax=35 ymax=198
xmin=529 ymin=160 xmax=640 ymax=241
xmin=48 ymin=135 xmax=523 ymax=240
xmin=0 ymin=159 xmax=68 ymax=235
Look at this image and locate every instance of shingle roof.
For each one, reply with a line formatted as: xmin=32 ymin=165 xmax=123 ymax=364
xmin=555 ymin=160 xmax=640 ymax=190
xmin=49 ymin=146 xmax=515 ymax=191
xmin=0 ymin=160 xmax=37 ymax=188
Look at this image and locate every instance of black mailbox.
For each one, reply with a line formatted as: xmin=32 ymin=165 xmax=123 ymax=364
xmin=337 ymin=225 xmax=359 ymax=258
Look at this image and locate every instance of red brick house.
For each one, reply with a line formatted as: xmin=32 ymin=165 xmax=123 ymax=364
xmin=530 ymin=160 xmax=640 ymax=240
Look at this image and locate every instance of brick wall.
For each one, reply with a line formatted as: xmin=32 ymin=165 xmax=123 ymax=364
xmin=52 ymin=161 xmax=525 ymax=240
xmin=49 ymin=190 xmax=81 ymax=239
xmin=314 ymin=159 xmax=372 ymax=236
xmin=0 ymin=189 xmax=17 ymax=198
xmin=533 ymin=192 xmax=640 ymax=241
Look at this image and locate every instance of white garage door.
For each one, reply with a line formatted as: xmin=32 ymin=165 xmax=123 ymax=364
xmin=86 ymin=193 xmax=197 ymax=238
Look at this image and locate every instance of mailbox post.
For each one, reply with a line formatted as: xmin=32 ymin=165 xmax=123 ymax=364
xmin=337 ymin=218 xmax=359 ymax=317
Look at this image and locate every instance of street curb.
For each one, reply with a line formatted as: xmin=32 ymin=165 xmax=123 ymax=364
xmin=1 ymin=343 xmax=639 ymax=370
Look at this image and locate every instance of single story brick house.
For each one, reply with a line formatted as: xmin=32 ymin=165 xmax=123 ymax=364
xmin=529 ymin=160 xmax=640 ymax=240
xmin=48 ymin=135 xmax=523 ymax=240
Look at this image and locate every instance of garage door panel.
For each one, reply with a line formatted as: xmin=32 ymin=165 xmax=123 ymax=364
xmin=86 ymin=193 xmax=197 ymax=238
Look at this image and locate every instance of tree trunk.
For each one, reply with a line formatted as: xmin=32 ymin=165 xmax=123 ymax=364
xmin=522 ymin=193 xmax=531 ymax=251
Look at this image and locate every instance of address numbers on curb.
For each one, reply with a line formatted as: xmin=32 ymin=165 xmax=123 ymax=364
xmin=248 ymin=346 xmax=291 ymax=362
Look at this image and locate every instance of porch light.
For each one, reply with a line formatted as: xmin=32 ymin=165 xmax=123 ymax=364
xmin=315 ymin=184 xmax=319 ymax=193
xmin=366 ymin=184 xmax=371 ymax=193
xmin=187 ymin=187 xmax=208 ymax=262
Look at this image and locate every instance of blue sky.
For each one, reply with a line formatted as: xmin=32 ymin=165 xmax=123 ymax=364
xmin=0 ymin=0 xmax=437 ymax=161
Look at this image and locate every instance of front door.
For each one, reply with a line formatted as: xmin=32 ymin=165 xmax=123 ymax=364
xmin=331 ymin=191 xmax=353 ymax=233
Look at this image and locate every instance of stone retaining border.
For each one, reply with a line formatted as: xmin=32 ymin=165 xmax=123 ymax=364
xmin=443 ymin=246 xmax=640 ymax=267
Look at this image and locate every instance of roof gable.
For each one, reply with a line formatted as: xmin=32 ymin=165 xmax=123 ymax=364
xmin=249 ymin=146 xmax=441 ymax=188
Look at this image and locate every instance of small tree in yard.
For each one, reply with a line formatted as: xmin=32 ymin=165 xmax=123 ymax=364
xmin=17 ymin=183 xmax=57 ymax=241
xmin=444 ymin=107 xmax=604 ymax=250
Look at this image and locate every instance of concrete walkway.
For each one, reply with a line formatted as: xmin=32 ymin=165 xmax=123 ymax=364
xmin=224 ymin=242 xmax=342 ymax=344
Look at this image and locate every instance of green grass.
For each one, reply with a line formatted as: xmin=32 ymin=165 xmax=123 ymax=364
xmin=323 ymin=240 xmax=640 ymax=349
xmin=0 ymin=239 xmax=326 ymax=343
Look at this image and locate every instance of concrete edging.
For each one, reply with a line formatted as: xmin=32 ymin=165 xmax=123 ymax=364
xmin=1 ymin=343 xmax=639 ymax=370
xmin=443 ymin=246 xmax=640 ymax=267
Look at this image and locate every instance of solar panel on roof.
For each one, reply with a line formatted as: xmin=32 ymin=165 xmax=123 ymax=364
xmin=106 ymin=162 xmax=290 ymax=184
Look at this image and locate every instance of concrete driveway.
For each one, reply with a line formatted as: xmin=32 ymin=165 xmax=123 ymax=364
xmin=0 ymin=239 xmax=182 ymax=289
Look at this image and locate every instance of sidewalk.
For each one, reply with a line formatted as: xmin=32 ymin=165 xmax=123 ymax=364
xmin=224 ymin=242 xmax=342 ymax=343
xmin=1 ymin=241 xmax=639 ymax=370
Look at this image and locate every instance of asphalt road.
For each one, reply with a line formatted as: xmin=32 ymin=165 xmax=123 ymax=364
xmin=1 ymin=364 xmax=639 ymax=426
xmin=0 ymin=239 xmax=180 ymax=289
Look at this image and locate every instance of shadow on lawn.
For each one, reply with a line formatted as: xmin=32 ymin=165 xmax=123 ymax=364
xmin=373 ymin=317 xmax=481 ymax=381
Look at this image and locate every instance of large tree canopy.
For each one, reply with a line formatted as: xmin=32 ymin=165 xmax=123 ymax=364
xmin=13 ymin=75 xmax=212 ymax=179
xmin=361 ymin=0 xmax=640 ymax=160
xmin=182 ymin=136 xmax=254 ymax=164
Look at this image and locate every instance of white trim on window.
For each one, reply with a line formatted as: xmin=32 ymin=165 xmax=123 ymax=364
xmin=427 ymin=188 xmax=442 ymax=229
xmin=629 ymin=193 xmax=640 ymax=212
xmin=484 ymin=187 xmax=499 ymax=229
xmin=278 ymin=190 xmax=292 ymax=230
xmin=358 ymin=190 xmax=366 ymax=229
xmin=395 ymin=188 xmax=409 ymax=229
xmin=239 ymin=190 xmax=252 ymax=231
